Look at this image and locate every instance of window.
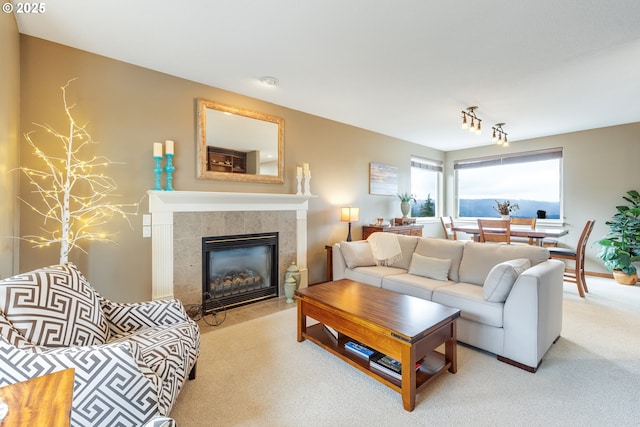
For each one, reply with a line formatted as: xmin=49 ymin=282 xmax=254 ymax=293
xmin=410 ymin=156 xmax=441 ymax=218
xmin=454 ymin=148 xmax=562 ymax=219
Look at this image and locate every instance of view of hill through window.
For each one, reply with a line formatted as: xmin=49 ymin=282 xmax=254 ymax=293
xmin=457 ymin=158 xmax=561 ymax=219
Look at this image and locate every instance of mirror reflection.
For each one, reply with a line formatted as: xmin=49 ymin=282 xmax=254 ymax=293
xmin=196 ymin=98 xmax=284 ymax=183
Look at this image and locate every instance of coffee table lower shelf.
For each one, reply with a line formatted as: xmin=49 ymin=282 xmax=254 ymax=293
xmin=302 ymin=322 xmax=451 ymax=397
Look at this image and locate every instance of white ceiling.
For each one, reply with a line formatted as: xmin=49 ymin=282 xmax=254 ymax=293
xmin=13 ymin=0 xmax=640 ymax=151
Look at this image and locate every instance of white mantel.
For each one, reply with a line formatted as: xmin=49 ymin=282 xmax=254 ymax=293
xmin=148 ymin=190 xmax=313 ymax=300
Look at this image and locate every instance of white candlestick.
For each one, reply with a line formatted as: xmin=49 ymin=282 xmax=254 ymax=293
xmin=153 ymin=142 xmax=163 ymax=157
xmin=165 ymin=140 xmax=174 ymax=155
xmin=304 ymin=174 xmax=311 ymax=195
xmin=296 ymin=166 xmax=302 ymax=178
xmin=296 ymin=176 xmax=303 ymax=195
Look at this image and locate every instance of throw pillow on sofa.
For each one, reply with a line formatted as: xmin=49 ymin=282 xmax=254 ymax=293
xmin=340 ymin=241 xmax=376 ymax=268
xmin=414 ymin=238 xmax=465 ymax=282
xmin=483 ymin=258 xmax=531 ymax=302
xmin=409 ymin=253 xmax=452 ymax=281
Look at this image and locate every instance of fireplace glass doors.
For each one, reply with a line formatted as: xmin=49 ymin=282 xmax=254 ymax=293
xmin=202 ymin=232 xmax=278 ymax=312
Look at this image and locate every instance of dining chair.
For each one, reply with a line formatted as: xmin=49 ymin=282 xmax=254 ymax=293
xmin=548 ymin=220 xmax=595 ymax=298
xmin=440 ymin=216 xmax=457 ymax=240
xmin=511 ymin=217 xmax=537 ymax=245
xmin=477 ymin=219 xmax=511 ymax=244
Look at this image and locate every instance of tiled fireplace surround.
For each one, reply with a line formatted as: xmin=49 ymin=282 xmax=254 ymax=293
xmin=148 ymin=191 xmax=312 ymax=305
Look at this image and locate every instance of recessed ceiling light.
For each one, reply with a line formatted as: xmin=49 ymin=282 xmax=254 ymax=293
xmin=259 ymin=76 xmax=279 ymax=87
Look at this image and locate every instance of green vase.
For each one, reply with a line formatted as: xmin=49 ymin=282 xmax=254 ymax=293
xmin=284 ymin=277 xmax=297 ymax=303
xmin=400 ymin=202 xmax=410 ymax=218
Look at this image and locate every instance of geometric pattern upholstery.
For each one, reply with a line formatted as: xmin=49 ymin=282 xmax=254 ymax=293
xmin=0 ymin=263 xmax=200 ymax=426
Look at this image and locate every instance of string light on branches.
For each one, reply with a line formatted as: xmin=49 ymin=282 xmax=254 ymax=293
xmin=17 ymin=78 xmax=140 ymax=264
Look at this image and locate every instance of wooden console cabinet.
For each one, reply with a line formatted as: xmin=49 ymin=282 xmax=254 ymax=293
xmin=362 ymin=224 xmax=423 ymax=239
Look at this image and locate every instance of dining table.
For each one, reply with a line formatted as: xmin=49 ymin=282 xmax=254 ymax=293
xmin=451 ymin=224 xmax=568 ymax=245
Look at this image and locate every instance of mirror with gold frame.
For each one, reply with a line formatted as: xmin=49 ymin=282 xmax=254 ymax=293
xmin=196 ymin=98 xmax=284 ymax=183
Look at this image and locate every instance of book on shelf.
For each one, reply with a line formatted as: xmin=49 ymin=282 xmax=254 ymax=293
xmin=322 ymin=324 xmax=339 ymax=341
xmin=344 ymin=341 xmax=376 ymax=359
xmin=421 ymin=353 xmax=446 ymax=375
xmin=369 ymin=354 xmax=421 ymax=381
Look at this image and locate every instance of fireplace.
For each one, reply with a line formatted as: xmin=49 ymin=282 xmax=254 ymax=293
xmin=202 ymin=232 xmax=278 ymax=312
xmin=148 ymin=191 xmax=312 ymax=302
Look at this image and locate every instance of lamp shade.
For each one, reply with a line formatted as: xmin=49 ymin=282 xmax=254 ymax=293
xmin=340 ymin=207 xmax=360 ymax=222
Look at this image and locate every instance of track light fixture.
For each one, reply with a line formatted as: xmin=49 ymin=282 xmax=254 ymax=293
xmin=492 ymin=123 xmax=508 ymax=146
xmin=461 ymin=106 xmax=482 ymax=135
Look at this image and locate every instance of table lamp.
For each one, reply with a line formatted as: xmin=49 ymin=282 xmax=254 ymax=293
xmin=340 ymin=207 xmax=360 ymax=241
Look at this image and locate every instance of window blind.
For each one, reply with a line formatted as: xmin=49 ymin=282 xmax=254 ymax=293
xmin=411 ymin=157 xmax=443 ymax=172
xmin=453 ymin=148 xmax=562 ymax=170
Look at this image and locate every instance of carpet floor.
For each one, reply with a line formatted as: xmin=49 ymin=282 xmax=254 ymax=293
xmin=170 ymin=278 xmax=640 ymax=426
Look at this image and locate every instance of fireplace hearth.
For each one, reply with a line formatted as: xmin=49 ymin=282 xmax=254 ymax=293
xmin=202 ymin=232 xmax=278 ymax=312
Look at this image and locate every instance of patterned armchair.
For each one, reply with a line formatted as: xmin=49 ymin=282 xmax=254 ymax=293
xmin=0 ymin=263 xmax=200 ymax=427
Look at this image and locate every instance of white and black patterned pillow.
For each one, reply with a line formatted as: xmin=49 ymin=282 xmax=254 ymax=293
xmin=0 ymin=263 xmax=109 ymax=347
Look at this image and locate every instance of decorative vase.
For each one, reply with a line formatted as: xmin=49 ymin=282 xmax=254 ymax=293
xmin=501 ymin=215 xmax=510 ymax=220
xmin=284 ymin=277 xmax=297 ymax=303
xmin=400 ymin=202 xmax=410 ymax=218
xmin=285 ymin=261 xmax=301 ymax=288
xmin=612 ymin=270 xmax=638 ymax=285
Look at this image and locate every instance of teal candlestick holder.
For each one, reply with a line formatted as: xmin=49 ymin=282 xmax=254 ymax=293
xmin=153 ymin=156 xmax=163 ymax=191
xmin=165 ymin=154 xmax=175 ymax=191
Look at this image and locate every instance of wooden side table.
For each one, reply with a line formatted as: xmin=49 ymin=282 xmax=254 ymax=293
xmin=0 ymin=368 xmax=75 ymax=427
xmin=362 ymin=224 xmax=423 ymax=239
xmin=325 ymin=244 xmax=334 ymax=282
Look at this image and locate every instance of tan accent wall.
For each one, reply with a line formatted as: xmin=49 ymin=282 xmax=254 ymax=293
xmin=18 ymin=36 xmax=443 ymax=301
xmin=0 ymin=13 xmax=20 ymax=279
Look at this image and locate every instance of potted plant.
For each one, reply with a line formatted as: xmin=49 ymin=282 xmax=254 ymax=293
xmin=596 ymin=190 xmax=640 ymax=285
xmin=494 ymin=200 xmax=519 ymax=219
xmin=397 ymin=193 xmax=416 ymax=218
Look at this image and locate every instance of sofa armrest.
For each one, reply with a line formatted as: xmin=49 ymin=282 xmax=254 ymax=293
xmin=101 ymin=298 xmax=191 ymax=336
xmin=502 ymin=259 xmax=565 ymax=369
xmin=332 ymin=243 xmax=348 ymax=280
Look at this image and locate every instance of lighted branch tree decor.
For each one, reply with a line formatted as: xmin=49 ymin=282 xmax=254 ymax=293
xmin=19 ymin=79 xmax=139 ymax=264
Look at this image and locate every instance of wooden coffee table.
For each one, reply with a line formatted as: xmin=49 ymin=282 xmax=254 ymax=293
xmin=295 ymin=279 xmax=460 ymax=411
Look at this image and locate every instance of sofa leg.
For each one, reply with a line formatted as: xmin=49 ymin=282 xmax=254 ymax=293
xmin=189 ymin=362 xmax=197 ymax=380
xmin=497 ymin=355 xmax=538 ymax=373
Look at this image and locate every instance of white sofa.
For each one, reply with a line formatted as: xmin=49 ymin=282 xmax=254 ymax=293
xmin=332 ymin=234 xmax=565 ymax=372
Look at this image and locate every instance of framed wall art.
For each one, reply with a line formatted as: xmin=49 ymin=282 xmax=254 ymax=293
xmin=369 ymin=162 xmax=398 ymax=196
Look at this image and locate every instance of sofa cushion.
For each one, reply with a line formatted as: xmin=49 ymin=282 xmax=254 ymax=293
xmin=340 ymin=241 xmax=376 ymax=268
xmin=483 ymin=258 xmax=531 ymax=302
xmin=389 ymin=235 xmax=420 ymax=270
xmin=0 ymin=263 xmax=110 ymax=347
xmin=382 ymin=273 xmax=452 ymax=300
xmin=409 ymin=254 xmax=451 ymax=281
xmin=432 ymin=283 xmax=504 ymax=328
xmin=345 ymin=266 xmax=406 ymax=287
xmin=458 ymin=242 xmax=549 ymax=286
xmin=414 ymin=238 xmax=465 ymax=282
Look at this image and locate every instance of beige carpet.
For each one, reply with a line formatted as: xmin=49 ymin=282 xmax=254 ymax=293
xmin=171 ymin=278 xmax=640 ymax=426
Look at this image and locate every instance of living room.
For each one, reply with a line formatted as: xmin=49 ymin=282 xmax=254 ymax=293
xmin=1 ymin=3 xmax=640 ymax=425
xmin=2 ymin=6 xmax=640 ymax=300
